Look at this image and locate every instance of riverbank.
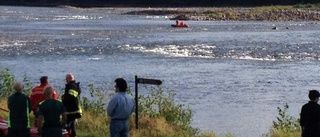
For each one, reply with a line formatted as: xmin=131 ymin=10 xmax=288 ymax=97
xmin=123 ymin=6 xmax=320 ymax=21
xmin=1 ymin=3 xmax=320 ymax=21
xmin=35 ymin=5 xmax=320 ymax=21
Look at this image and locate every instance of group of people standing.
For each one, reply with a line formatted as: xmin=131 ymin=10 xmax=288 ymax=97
xmin=7 ymin=73 xmax=82 ymax=137
xmin=6 ymin=74 xmax=135 ymax=137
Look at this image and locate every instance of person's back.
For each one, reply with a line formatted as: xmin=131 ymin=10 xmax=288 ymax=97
xmin=37 ymin=86 xmax=66 ymax=137
xmin=179 ymin=21 xmax=185 ymax=26
xmin=8 ymin=92 xmax=32 ymax=128
xmin=30 ymin=76 xmax=58 ymax=115
xmin=300 ymin=90 xmax=320 ymax=137
xmin=7 ymin=82 xmax=32 ymax=137
xmin=38 ymin=99 xmax=65 ymax=128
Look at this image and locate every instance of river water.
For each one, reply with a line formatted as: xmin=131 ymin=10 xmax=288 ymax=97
xmin=1 ymin=6 xmax=320 ymax=137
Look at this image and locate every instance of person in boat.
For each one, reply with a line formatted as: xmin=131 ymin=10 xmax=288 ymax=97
xmin=174 ymin=20 xmax=187 ymax=27
xmin=179 ymin=20 xmax=186 ymax=26
xmin=37 ymin=86 xmax=67 ymax=137
xmin=300 ymin=90 xmax=320 ymax=137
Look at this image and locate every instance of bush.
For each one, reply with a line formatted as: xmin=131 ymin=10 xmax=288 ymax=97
xmin=0 ymin=67 xmax=15 ymax=98
xmin=0 ymin=66 xmax=33 ymax=98
xmin=138 ymin=86 xmax=197 ymax=135
xmin=266 ymin=103 xmax=301 ymax=137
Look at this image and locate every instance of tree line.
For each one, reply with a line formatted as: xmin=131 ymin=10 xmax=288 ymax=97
xmin=1 ymin=0 xmax=319 ymax=7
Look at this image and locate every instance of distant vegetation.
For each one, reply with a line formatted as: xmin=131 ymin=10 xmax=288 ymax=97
xmin=0 ymin=0 xmax=319 ymax=7
xmin=1 ymin=1 xmax=320 ymax=21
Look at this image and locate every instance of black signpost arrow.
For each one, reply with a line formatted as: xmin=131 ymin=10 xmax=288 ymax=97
xmin=135 ymin=75 xmax=162 ymax=129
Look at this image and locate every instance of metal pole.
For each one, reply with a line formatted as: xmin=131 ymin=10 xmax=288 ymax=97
xmin=135 ymin=75 xmax=138 ymax=129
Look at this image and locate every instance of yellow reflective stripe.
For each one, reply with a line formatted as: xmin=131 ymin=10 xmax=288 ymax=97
xmin=26 ymin=100 xmax=30 ymax=128
xmin=66 ymin=109 xmax=82 ymax=115
xmin=39 ymin=100 xmax=45 ymax=105
xmin=8 ymin=111 xmax=11 ymax=127
xmin=68 ymin=89 xmax=78 ymax=97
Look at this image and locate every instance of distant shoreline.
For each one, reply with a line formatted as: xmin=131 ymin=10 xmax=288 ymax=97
xmin=122 ymin=7 xmax=320 ymax=21
xmin=1 ymin=3 xmax=320 ymax=21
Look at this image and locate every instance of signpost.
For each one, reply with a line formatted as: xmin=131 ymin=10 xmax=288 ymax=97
xmin=135 ymin=75 xmax=162 ymax=129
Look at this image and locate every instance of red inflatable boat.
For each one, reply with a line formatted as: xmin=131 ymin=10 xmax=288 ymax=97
xmin=171 ymin=24 xmax=189 ymax=27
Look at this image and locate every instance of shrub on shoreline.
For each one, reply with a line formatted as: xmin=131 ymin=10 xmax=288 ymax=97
xmin=266 ymin=104 xmax=301 ymax=137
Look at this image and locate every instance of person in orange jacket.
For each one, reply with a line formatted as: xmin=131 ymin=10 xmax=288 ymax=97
xmin=179 ymin=21 xmax=186 ymax=26
xmin=29 ymin=76 xmax=58 ymax=126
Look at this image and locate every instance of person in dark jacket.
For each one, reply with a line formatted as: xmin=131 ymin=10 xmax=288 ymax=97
xmin=7 ymin=82 xmax=32 ymax=137
xmin=300 ymin=89 xmax=320 ymax=137
xmin=37 ymin=85 xmax=67 ymax=137
xmin=62 ymin=73 xmax=82 ymax=137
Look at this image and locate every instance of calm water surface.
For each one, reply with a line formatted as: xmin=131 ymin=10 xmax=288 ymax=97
xmin=1 ymin=6 xmax=320 ymax=137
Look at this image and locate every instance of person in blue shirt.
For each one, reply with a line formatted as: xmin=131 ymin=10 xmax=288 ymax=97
xmin=107 ymin=78 xmax=135 ymax=137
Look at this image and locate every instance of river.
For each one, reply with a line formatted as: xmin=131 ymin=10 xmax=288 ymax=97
xmin=1 ymin=6 xmax=320 ymax=137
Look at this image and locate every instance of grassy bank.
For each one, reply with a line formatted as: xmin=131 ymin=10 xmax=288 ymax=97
xmin=0 ymin=66 xmax=303 ymax=137
xmin=0 ymin=66 xmax=218 ymax=137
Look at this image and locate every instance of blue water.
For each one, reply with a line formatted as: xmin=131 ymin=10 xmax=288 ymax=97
xmin=1 ymin=6 xmax=320 ymax=137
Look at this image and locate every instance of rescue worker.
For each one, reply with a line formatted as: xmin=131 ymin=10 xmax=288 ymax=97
xmin=179 ymin=21 xmax=186 ymax=26
xmin=7 ymin=82 xmax=32 ymax=137
xmin=37 ymin=86 xmax=67 ymax=137
xmin=62 ymin=73 xmax=82 ymax=137
xmin=30 ymin=76 xmax=58 ymax=127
